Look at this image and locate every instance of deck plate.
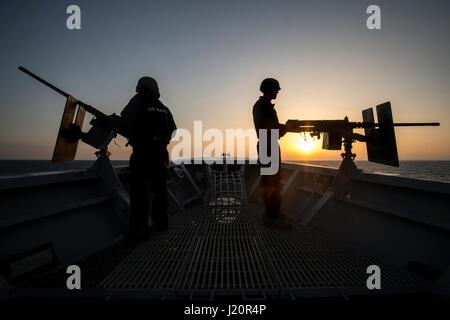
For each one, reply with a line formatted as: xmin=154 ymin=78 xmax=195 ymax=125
xmin=23 ymin=205 xmax=429 ymax=298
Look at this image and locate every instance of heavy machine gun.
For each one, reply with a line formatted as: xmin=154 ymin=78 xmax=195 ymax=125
xmin=18 ymin=66 xmax=127 ymax=161
xmin=285 ymin=103 xmax=439 ymax=167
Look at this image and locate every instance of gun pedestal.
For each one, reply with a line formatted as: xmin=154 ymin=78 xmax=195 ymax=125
xmin=88 ymin=146 xmax=124 ymax=190
xmin=87 ymin=145 xmax=130 ymax=225
xmin=335 ymin=135 xmax=359 ymax=181
xmin=300 ymin=142 xmax=359 ymax=226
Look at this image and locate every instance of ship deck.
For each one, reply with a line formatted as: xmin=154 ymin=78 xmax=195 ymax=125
xmin=20 ymin=205 xmax=430 ymax=299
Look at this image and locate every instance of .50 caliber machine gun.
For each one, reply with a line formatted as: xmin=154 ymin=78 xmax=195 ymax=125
xmin=285 ymin=103 xmax=439 ymax=167
xmin=18 ymin=66 xmax=127 ymax=162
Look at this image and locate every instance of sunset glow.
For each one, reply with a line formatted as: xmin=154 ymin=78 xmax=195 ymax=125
xmin=281 ymin=133 xmax=323 ymax=159
xmin=297 ymin=136 xmax=317 ymax=154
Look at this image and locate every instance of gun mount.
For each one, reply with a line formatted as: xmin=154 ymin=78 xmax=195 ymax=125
xmin=285 ymin=102 xmax=439 ymax=167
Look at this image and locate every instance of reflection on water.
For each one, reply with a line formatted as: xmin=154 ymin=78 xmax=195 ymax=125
xmin=287 ymin=160 xmax=450 ymax=183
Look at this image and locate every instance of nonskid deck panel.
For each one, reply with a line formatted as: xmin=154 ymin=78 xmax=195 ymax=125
xmin=24 ymin=205 xmax=429 ymax=298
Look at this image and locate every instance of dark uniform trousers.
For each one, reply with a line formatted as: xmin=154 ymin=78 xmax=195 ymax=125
xmin=128 ymin=145 xmax=169 ymax=236
xmin=260 ymin=171 xmax=282 ymax=219
xmin=258 ymin=143 xmax=282 ymax=219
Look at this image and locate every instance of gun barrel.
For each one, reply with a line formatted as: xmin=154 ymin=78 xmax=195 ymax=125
xmin=18 ymin=66 xmax=104 ymax=118
xmin=18 ymin=66 xmax=71 ymax=98
xmin=286 ymin=119 xmax=440 ymax=133
xmin=392 ymin=122 xmax=440 ymax=127
xmin=353 ymin=121 xmax=440 ymax=129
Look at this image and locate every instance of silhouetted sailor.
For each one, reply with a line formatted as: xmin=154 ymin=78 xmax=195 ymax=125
xmin=121 ymin=77 xmax=177 ymax=241
xmin=252 ymin=78 xmax=292 ymax=230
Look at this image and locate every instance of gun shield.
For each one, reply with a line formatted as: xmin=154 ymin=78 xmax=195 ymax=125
xmin=52 ymin=96 xmax=86 ymax=162
xmin=364 ymin=102 xmax=399 ymax=167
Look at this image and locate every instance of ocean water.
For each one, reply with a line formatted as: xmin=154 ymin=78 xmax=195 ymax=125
xmin=0 ymin=160 xmax=128 ymax=178
xmin=288 ymin=160 xmax=450 ymax=183
xmin=0 ymin=160 xmax=449 ymax=183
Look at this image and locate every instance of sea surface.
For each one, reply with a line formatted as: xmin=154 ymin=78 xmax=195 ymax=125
xmin=0 ymin=160 xmax=449 ymax=183
xmin=288 ymin=160 xmax=450 ymax=183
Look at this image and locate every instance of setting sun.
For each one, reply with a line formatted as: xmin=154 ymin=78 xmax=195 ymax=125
xmin=282 ymin=133 xmax=323 ymax=158
xmin=298 ymin=138 xmax=316 ymax=153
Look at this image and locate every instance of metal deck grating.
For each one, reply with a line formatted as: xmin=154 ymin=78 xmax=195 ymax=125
xmin=178 ymin=207 xmax=276 ymax=294
xmin=253 ymin=216 xmax=425 ymax=294
xmin=25 ymin=205 xmax=429 ymax=298
xmin=99 ymin=206 xmax=208 ymax=290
